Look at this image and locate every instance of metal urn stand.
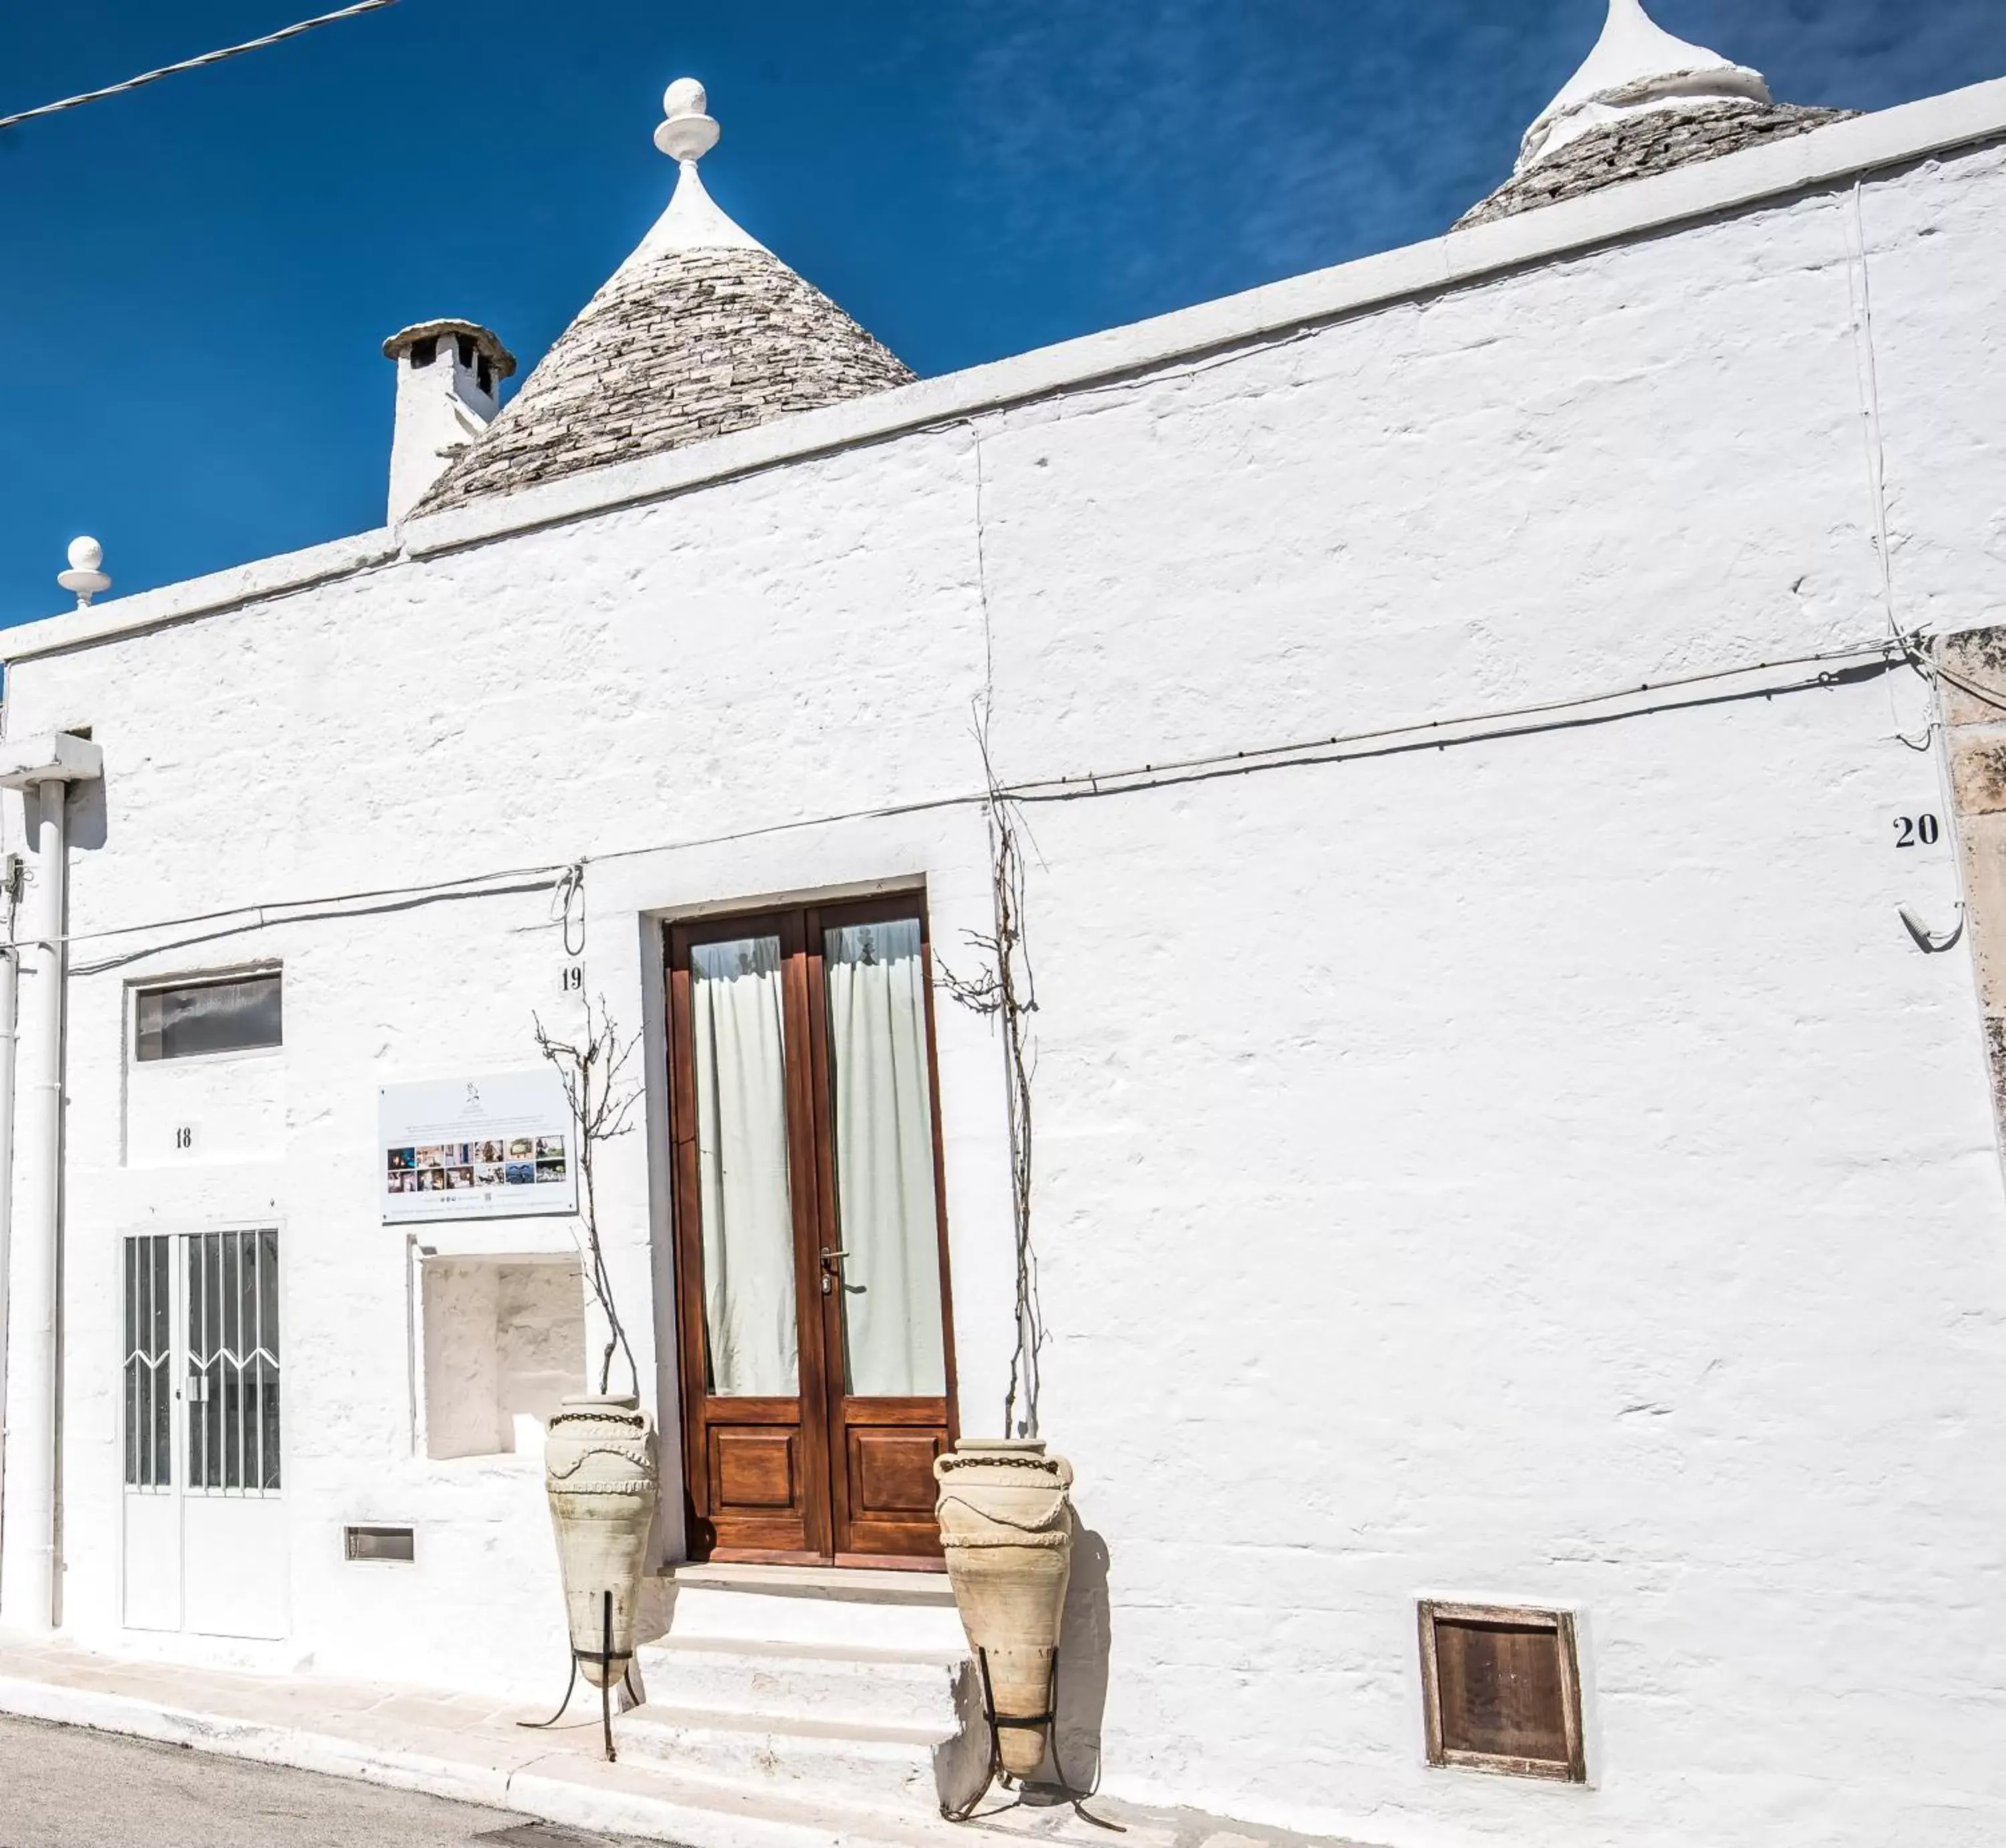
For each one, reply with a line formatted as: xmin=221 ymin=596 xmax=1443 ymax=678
xmin=941 ymin=1647 xmax=1121 ymax=1830
xmin=518 ymin=1589 xmax=640 ymax=1762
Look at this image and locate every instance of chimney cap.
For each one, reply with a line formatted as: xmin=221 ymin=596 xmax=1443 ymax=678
xmin=382 ymin=319 xmax=518 ymax=378
xmin=0 ymin=731 xmax=103 ymax=788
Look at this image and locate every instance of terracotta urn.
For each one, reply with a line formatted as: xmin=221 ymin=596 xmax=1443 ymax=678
xmin=543 ymin=1394 xmax=659 ymax=1688
xmin=933 ymin=1439 xmax=1075 ymax=1778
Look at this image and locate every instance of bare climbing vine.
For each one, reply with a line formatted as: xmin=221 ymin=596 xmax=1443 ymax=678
xmin=534 ymin=997 xmax=643 ymax=1399
xmin=938 ymin=709 xmax=1047 ymax=1439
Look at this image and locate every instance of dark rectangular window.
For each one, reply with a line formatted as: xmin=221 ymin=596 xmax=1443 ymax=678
xmin=344 ymin=1526 xmax=415 ymax=1563
xmin=136 ymin=975 xmax=282 ymax=1062
xmin=1419 ymin=1602 xmax=1585 ymax=1782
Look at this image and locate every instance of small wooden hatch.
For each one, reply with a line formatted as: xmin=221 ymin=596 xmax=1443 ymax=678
xmin=1418 ymin=1601 xmax=1585 ymax=1782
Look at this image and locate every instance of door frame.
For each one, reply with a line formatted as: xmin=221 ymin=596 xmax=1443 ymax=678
xmin=665 ymin=890 xmax=959 ymax=1567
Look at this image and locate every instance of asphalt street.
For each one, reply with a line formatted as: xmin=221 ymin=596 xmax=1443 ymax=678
xmin=0 ymin=1716 xmax=649 ymax=1848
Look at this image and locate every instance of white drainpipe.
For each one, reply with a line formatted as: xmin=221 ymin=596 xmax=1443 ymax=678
xmin=0 ymin=943 xmax=17 ymax=1553
xmin=0 ymin=734 xmax=101 ymax=1631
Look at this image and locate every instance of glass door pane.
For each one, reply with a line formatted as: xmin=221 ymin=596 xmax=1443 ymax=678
xmin=187 ymin=1231 xmax=282 ymax=1494
xmin=253 ymin=1230 xmax=281 ymax=1492
xmin=124 ymin=1236 xmax=172 ymax=1490
xmin=690 ymin=935 xmax=800 ymax=1395
xmin=822 ymin=916 xmax=947 ymax=1396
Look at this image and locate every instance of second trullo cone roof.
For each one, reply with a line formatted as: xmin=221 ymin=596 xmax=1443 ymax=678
xmin=418 ymin=80 xmax=913 ymax=515
xmin=1456 ymin=0 xmax=1856 ymax=229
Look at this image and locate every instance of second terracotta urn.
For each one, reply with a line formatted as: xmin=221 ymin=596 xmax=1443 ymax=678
xmin=933 ymin=1438 xmax=1075 ymax=1778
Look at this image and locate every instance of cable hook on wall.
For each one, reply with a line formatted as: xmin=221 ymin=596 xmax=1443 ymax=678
xmin=1898 ymin=902 xmax=1964 ymax=953
xmin=553 ymin=861 xmax=588 ymax=958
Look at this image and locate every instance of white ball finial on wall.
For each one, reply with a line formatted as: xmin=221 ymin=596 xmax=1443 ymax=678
xmin=58 ymin=536 xmax=111 ymax=610
xmin=655 ymin=77 xmax=720 ymax=163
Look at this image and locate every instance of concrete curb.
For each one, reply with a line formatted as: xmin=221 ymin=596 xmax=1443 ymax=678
xmin=509 ymin=1766 xmax=867 ymax=1848
xmin=0 ymin=1667 xmax=1337 ymax=1848
xmin=0 ymin=1673 xmax=944 ymax=1848
xmin=0 ymin=1675 xmax=514 ymax=1807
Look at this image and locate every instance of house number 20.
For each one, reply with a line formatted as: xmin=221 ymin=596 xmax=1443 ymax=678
xmin=1894 ymin=814 xmax=1941 ymax=848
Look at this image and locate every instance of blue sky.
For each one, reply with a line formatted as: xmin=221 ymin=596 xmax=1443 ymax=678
xmin=1 ymin=0 xmax=2001 ymax=625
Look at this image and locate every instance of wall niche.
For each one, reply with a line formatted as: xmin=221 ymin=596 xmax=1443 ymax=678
xmin=421 ymin=1254 xmax=584 ymax=1460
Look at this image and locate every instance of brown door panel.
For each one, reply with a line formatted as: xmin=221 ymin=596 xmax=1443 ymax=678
xmin=695 ymin=1417 xmax=812 ymax=1557
xmin=845 ymin=1421 xmax=948 ymax=1544
xmin=708 ymin=1422 xmax=800 ymax=1511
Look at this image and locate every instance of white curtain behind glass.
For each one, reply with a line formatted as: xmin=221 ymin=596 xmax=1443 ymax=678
xmin=824 ymin=919 xmax=947 ymax=1397
xmin=691 ymin=937 xmax=799 ymax=1396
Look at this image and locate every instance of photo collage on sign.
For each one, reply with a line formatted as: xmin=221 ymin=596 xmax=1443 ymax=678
xmin=386 ymin=1134 xmax=568 ymax=1195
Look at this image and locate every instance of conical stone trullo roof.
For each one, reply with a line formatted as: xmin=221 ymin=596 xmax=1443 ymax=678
xmin=418 ymin=81 xmax=913 ymax=514
xmin=1455 ymin=0 xmax=1855 ymax=231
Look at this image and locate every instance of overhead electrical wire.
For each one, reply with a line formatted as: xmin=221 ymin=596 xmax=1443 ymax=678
xmin=59 ymin=859 xmax=572 ymax=951
xmin=11 ymin=632 xmax=1937 ymax=975
xmin=67 ymin=871 xmax=565 ymax=978
xmin=999 ymin=638 xmax=1906 ymax=804
xmin=0 ymin=0 xmax=400 ymax=136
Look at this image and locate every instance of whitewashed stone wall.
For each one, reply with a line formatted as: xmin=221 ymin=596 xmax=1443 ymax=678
xmin=3 ymin=125 xmax=2005 ymax=1848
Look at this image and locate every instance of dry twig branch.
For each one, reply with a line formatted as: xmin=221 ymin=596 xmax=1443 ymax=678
xmin=938 ymin=707 xmax=1046 ymax=1439
xmin=534 ymin=996 xmax=643 ymax=1399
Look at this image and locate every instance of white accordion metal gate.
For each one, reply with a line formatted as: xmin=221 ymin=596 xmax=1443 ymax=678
xmin=122 ymin=1228 xmax=289 ymax=1638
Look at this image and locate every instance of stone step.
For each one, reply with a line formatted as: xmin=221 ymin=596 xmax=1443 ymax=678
xmin=633 ymin=1637 xmax=970 ymax=1732
xmin=612 ymin=1701 xmax=960 ymax=1809
xmin=663 ymin=1563 xmax=966 ymax=1654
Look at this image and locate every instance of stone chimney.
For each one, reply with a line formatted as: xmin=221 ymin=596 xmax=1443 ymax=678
xmin=382 ymin=320 xmax=517 ymax=524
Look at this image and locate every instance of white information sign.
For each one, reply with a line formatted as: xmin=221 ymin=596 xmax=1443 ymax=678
xmin=379 ymin=1070 xmax=578 ymax=1224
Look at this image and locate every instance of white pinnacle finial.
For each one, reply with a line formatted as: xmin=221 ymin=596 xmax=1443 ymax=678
xmin=57 ymin=536 xmax=110 ymax=610
xmin=1519 ymin=0 xmax=1770 ymax=170
xmin=655 ymin=78 xmax=719 ymax=164
xmin=633 ymin=77 xmax=766 ymax=259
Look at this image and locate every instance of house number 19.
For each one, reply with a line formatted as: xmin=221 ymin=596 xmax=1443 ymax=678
xmin=561 ymin=965 xmax=584 ymax=994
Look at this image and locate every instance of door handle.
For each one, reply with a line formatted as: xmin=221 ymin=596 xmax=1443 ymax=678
xmin=820 ymin=1248 xmax=850 ymax=1295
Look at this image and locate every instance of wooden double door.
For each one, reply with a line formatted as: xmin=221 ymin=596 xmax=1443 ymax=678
xmin=667 ymin=896 xmax=957 ymax=1565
